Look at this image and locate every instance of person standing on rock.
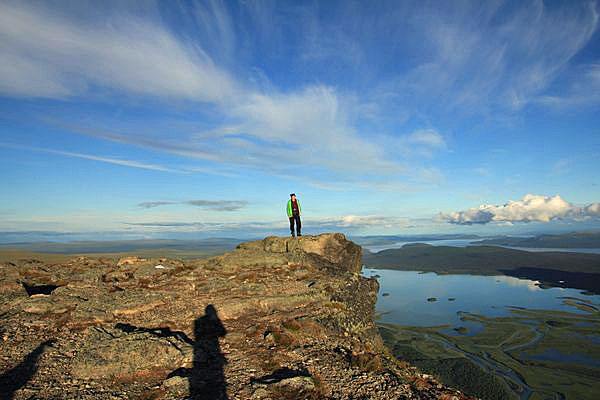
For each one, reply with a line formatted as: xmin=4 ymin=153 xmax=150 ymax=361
xmin=287 ymin=193 xmax=302 ymax=237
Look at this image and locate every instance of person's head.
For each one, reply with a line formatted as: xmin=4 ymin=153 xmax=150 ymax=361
xmin=290 ymin=193 xmax=296 ymax=200
xmin=205 ymin=304 xmax=218 ymax=319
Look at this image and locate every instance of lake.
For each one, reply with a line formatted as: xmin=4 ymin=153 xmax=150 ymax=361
xmin=364 ymin=269 xmax=600 ymax=327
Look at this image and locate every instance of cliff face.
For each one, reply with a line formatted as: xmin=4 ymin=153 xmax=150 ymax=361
xmin=0 ymin=234 xmax=473 ymax=399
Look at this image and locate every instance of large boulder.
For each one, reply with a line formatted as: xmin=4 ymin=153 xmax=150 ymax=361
xmin=237 ymin=233 xmax=362 ymax=274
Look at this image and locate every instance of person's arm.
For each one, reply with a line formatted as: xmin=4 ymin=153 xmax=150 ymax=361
xmin=286 ymin=200 xmax=292 ymax=217
xmin=298 ymin=200 xmax=302 ymax=216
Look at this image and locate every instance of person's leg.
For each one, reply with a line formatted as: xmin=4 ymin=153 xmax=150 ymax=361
xmin=289 ymin=217 xmax=295 ymax=236
xmin=295 ymin=215 xmax=302 ymax=236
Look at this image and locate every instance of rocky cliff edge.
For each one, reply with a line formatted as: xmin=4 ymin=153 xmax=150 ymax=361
xmin=0 ymin=233 xmax=474 ymax=399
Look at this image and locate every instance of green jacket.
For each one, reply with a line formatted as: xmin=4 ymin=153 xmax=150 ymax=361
xmin=287 ymin=199 xmax=302 ymax=218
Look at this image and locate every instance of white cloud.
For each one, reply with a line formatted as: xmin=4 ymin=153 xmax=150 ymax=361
xmin=404 ymin=129 xmax=446 ymax=149
xmin=224 ymin=86 xmax=411 ymax=175
xmin=388 ymin=129 xmax=448 ymax=159
xmin=0 ymin=1 xmax=238 ymax=101
xmin=440 ymin=194 xmax=600 ymax=225
xmin=0 ymin=142 xmax=184 ymax=173
xmin=56 ymin=150 xmax=184 ymax=173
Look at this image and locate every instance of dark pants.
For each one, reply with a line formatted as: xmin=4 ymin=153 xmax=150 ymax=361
xmin=289 ymin=214 xmax=301 ymax=235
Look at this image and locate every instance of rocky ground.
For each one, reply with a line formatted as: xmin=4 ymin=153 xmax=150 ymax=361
xmin=0 ymin=233 xmax=476 ymax=400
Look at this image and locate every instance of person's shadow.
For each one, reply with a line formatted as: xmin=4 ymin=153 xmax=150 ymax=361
xmin=189 ymin=304 xmax=228 ymax=400
xmin=0 ymin=340 xmax=54 ymax=400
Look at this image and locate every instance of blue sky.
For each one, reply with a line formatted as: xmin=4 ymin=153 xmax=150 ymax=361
xmin=1 ymin=0 xmax=599 ymax=241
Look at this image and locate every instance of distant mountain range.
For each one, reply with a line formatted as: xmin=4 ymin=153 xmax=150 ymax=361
xmin=472 ymin=231 xmax=600 ymax=248
xmin=0 ymin=238 xmax=242 ymax=254
xmin=350 ymin=234 xmax=481 ymax=247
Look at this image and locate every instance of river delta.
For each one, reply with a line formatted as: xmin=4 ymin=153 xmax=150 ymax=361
xmin=365 ymin=269 xmax=600 ymax=400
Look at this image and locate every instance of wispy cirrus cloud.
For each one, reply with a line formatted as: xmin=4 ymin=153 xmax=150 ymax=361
xmin=55 ymin=150 xmax=182 ymax=173
xmin=348 ymin=0 xmax=599 ymax=123
xmin=535 ymin=63 xmax=600 ymax=108
xmin=0 ymin=142 xmax=183 ymax=173
xmin=403 ymin=0 xmax=599 ymax=112
xmin=550 ymin=158 xmax=574 ymax=175
xmin=0 ymin=1 xmax=238 ymax=101
xmin=1 ymin=1 xmax=598 ymax=193
xmin=45 ymin=87 xmax=446 ymax=189
xmin=138 ymin=200 xmax=248 ymax=212
xmin=0 ymin=1 xmax=447 ymax=190
xmin=393 ymin=129 xmax=447 ymax=159
xmin=2 ymin=0 xmax=598 ymax=112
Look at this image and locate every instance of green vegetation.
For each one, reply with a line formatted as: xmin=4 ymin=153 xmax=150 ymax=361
xmin=379 ymin=302 xmax=600 ymax=400
xmin=416 ymin=358 xmax=513 ymax=400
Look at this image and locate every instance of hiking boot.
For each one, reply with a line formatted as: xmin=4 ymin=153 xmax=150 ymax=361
xmin=297 ymin=233 xmax=302 ymax=237
xmin=291 ymin=233 xmax=295 ymax=238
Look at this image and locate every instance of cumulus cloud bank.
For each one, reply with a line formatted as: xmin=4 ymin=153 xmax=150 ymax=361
xmin=440 ymin=194 xmax=600 ymax=225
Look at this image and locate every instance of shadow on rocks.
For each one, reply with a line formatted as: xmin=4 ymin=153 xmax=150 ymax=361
xmin=0 ymin=339 xmax=55 ymax=400
xmin=250 ymin=366 xmax=311 ymax=384
xmin=168 ymin=304 xmax=228 ymax=400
